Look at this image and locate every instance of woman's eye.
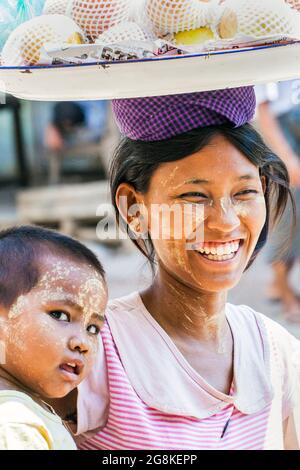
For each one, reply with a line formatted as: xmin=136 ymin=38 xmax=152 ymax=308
xmin=49 ymin=311 xmax=70 ymax=322
xmin=179 ymin=192 xmax=208 ymax=199
xmin=87 ymin=324 xmax=100 ymax=335
xmin=235 ymin=189 xmax=259 ymax=197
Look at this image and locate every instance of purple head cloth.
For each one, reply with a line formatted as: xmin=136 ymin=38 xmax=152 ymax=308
xmin=112 ymin=87 xmax=256 ymax=142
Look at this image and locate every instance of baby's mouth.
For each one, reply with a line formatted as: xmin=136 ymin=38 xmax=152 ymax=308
xmin=59 ymin=362 xmax=81 ymax=376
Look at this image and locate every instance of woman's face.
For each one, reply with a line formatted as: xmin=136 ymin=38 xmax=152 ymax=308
xmin=136 ymin=135 xmax=267 ymax=293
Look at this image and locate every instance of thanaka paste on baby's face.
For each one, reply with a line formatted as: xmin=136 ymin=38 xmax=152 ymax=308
xmin=9 ymin=255 xmax=107 ymax=326
xmin=1 ymin=254 xmax=107 ymax=398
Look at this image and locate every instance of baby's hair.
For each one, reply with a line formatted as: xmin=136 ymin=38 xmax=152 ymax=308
xmin=0 ymin=225 xmax=105 ymax=309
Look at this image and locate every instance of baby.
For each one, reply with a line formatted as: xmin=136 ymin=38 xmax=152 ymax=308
xmin=0 ymin=226 xmax=108 ymax=450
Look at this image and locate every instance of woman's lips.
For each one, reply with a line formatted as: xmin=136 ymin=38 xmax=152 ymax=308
xmin=192 ymin=240 xmax=245 ymax=266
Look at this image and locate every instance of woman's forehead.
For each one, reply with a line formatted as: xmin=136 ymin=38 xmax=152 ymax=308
xmin=150 ymin=136 xmax=259 ymax=187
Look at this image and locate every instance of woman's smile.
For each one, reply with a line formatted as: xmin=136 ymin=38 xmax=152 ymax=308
xmin=191 ymin=239 xmax=245 ymax=268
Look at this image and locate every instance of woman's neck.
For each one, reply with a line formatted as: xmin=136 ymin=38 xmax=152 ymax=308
xmin=140 ymin=267 xmax=229 ymax=344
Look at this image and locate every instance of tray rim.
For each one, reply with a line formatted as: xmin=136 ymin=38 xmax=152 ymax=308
xmin=1 ymin=39 xmax=300 ymax=71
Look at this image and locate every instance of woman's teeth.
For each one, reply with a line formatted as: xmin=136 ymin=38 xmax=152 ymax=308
xmin=196 ymin=241 xmax=240 ymax=261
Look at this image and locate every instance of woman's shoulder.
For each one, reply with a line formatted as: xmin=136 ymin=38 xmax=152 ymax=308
xmin=107 ymin=291 xmax=140 ymax=313
xmin=227 ymin=302 xmax=300 ymax=376
xmin=227 ymin=302 xmax=300 ymax=346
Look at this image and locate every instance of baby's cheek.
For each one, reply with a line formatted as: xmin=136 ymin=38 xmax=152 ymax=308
xmin=83 ymin=340 xmax=99 ymax=374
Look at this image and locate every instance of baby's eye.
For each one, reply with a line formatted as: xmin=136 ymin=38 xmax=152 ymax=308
xmin=49 ymin=311 xmax=70 ymax=322
xmin=87 ymin=324 xmax=100 ymax=336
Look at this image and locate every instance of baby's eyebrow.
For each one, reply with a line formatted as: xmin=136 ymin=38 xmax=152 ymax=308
xmin=46 ymin=298 xmax=105 ymax=321
xmin=90 ymin=313 xmax=105 ymax=323
xmin=54 ymin=298 xmax=83 ymax=312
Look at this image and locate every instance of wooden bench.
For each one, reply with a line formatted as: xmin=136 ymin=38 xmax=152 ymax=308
xmin=16 ymin=181 xmax=121 ymax=244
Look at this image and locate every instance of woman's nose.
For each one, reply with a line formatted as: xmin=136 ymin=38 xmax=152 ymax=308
xmin=206 ymin=198 xmax=241 ymax=233
xmin=68 ymin=334 xmax=89 ymax=354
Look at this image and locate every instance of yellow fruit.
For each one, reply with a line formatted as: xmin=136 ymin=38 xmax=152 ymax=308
xmin=174 ymin=27 xmax=214 ymax=45
xmin=67 ymin=32 xmax=85 ymax=44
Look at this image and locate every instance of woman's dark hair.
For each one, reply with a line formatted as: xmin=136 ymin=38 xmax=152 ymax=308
xmin=0 ymin=225 xmax=105 ymax=309
xmin=110 ymin=123 xmax=295 ymax=273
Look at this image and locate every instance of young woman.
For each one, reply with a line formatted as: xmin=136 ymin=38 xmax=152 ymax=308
xmin=67 ymin=87 xmax=299 ymax=450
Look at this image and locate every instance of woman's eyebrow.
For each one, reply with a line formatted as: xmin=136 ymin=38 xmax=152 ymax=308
xmin=238 ymin=174 xmax=257 ymax=181
xmin=183 ymin=178 xmax=209 ymax=185
xmin=183 ymin=174 xmax=257 ymax=185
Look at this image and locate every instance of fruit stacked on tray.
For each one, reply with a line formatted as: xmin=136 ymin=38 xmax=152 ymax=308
xmin=1 ymin=0 xmax=300 ymax=66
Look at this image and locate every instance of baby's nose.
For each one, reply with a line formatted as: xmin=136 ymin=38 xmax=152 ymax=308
xmin=68 ymin=335 xmax=89 ymax=354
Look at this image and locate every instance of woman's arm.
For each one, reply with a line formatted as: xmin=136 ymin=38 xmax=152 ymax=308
xmin=283 ymin=413 xmax=300 ymax=450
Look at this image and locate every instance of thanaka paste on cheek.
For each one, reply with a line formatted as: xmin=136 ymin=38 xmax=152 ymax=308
xmin=233 ymin=195 xmax=266 ymax=218
xmin=3 ymin=261 xmax=106 ymax=397
xmin=8 ymin=262 xmax=106 ymax=321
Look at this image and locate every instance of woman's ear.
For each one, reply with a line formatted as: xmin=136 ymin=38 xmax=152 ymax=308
xmin=261 ymin=175 xmax=267 ymax=194
xmin=115 ymin=183 xmax=146 ymax=235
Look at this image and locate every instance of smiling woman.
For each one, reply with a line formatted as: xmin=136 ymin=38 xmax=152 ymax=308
xmin=73 ymin=88 xmax=300 ymax=450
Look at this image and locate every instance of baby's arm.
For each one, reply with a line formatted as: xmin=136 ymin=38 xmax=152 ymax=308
xmin=0 ymin=423 xmax=50 ymax=450
xmin=0 ymin=401 xmax=52 ymax=450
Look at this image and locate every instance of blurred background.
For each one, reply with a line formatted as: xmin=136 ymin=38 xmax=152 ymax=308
xmin=1 ymin=84 xmax=300 ymax=338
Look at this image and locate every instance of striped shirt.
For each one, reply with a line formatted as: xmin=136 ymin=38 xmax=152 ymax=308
xmin=76 ymin=292 xmax=300 ymax=450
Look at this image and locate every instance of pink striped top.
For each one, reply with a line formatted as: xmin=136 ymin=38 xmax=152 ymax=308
xmin=76 ymin=292 xmax=300 ymax=450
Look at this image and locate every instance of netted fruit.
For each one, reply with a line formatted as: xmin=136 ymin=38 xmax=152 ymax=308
xmin=2 ymin=14 xmax=85 ymax=66
xmin=70 ymin=0 xmax=131 ymax=41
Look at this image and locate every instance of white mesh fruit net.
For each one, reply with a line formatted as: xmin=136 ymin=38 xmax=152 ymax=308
xmin=43 ymin=0 xmax=71 ymax=15
xmin=69 ymin=0 xmax=131 ymax=41
xmin=145 ymin=0 xmax=216 ymax=35
xmin=224 ymin=0 xmax=299 ymax=38
xmin=286 ymin=0 xmax=300 ymax=11
xmin=96 ymin=21 xmax=153 ymax=44
xmin=2 ymin=14 xmax=85 ymax=66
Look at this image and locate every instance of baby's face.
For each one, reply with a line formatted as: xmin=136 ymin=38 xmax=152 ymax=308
xmin=0 ymin=254 xmax=107 ymax=399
